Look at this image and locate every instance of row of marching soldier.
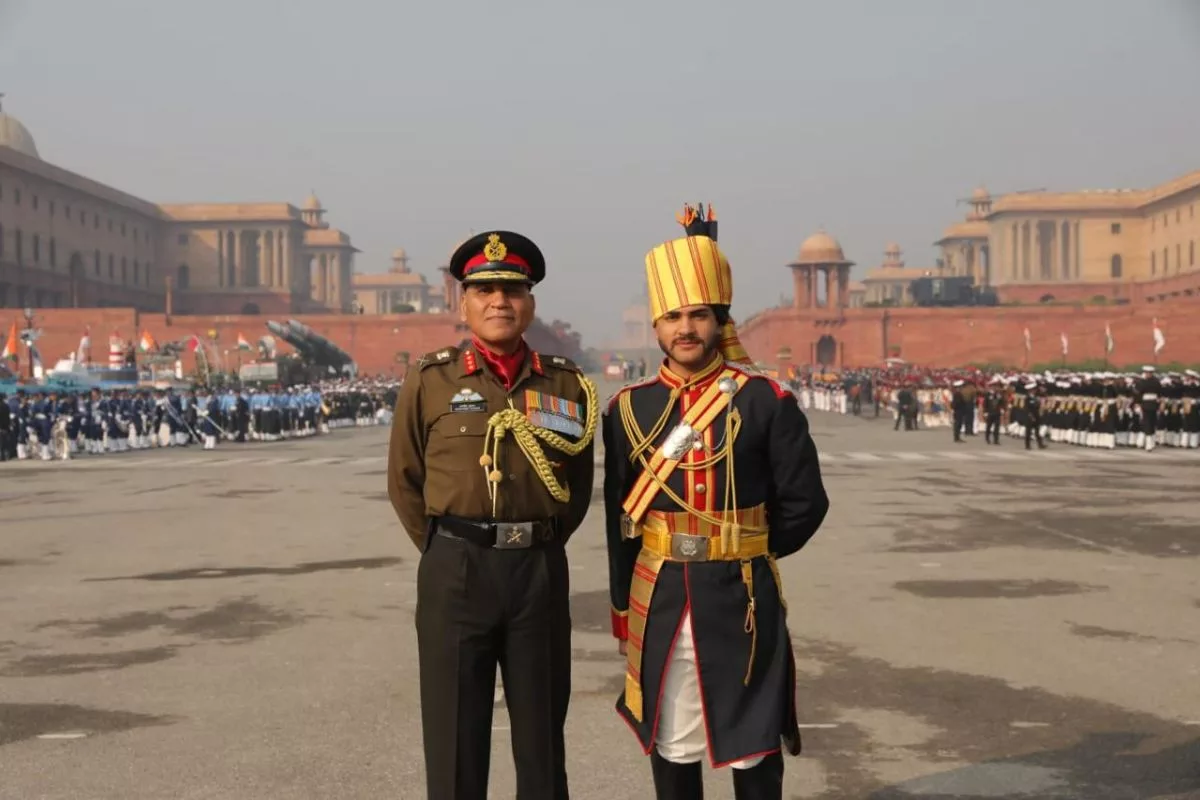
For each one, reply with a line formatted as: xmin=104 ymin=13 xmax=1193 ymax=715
xmin=387 ymin=207 xmax=830 ymax=799
xmin=0 ymin=381 xmax=397 ymax=462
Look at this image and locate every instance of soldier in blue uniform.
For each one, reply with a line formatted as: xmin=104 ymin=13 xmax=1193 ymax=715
xmin=604 ymin=206 xmax=829 ymax=800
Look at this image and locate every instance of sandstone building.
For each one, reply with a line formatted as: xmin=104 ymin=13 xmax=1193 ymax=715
xmin=0 ymin=100 xmax=360 ymax=316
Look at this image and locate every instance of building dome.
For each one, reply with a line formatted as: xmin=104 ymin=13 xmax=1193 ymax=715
xmin=884 ymin=242 xmax=901 ymax=257
xmin=392 ymin=247 xmax=407 ymax=261
xmin=303 ymin=192 xmax=322 ymax=211
xmin=971 ymin=185 xmax=990 ymax=201
xmin=0 ymin=105 xmax=40 ymax=159
xmin=794 ymin=229 xmax=851 ymax=265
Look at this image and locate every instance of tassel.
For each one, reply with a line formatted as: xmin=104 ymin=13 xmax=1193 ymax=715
xmin=479 ymin=454 xmax=493 ymax=467
xmin=720 ymin=521 xmax=732 ymax=556
xmin=488 ymin=469 xmax=502 ymax=482
xmin=730 ymin=522 xmax=742 ymax=555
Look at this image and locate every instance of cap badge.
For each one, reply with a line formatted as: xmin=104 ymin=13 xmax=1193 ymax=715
xmin=483 ymin=233 xmax=507 ymax=262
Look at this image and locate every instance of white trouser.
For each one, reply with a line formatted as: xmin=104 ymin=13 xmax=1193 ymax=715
xmin=655 ymin=610 xmax=764 ymax=770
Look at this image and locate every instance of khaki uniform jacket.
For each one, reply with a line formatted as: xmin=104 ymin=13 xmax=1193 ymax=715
xmin=387 ymin=341 xmax=595 ymax=550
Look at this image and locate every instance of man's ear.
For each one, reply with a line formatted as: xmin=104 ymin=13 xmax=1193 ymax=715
xmin=458 ymin=290 xmax=468 ymax=323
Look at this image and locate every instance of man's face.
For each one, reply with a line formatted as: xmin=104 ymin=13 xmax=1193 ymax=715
xmin=654 ymin=304 xmax=721 ymax=370
xmin=460 ymin=281 xmax=535 ymax=348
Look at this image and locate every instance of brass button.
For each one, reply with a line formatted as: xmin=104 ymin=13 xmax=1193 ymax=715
xmin=509 ymin=473 xmax=516 ymax=480
xmin=459 ymin=426 xmax=467 ymax=433
xmin=695 ymin=484 xmax=707 ymax=495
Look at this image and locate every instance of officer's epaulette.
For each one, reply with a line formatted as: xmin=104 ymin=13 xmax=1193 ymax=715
xmin=725 ymin=361 xmax=794 ymax=400
xmin=536 ymin=353 xmax=582 ymax=373
xmin=604 ymin=374 xmax=658 ymax=413
xmin=416 ymin=346 xmax=460 ymax=370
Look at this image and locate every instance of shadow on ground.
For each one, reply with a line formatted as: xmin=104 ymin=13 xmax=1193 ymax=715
xmin=794 ymin=638 xmax=1200 ymax=799
xmin=86 ymin=556 xmax=403 ymax=582
xmin=0 ymin=703 xmax=174 ymax=747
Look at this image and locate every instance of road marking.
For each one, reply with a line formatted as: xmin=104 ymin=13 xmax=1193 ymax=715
xmin=979 ymin=450 xmax=1029 ymax=460
xmin=893 ymin=452 xmax=932 ymax=461
xmin=797 ymin=723 xmax=840 ymax=729
xmin=939 ymin=451 xmax=980 ymax=461
xmin=37 ymin=732 xmax=88 ymax=740
xmin=1010 ymin=721 xmax=1052 ymax=729
xmin=844 ymin=452 xmax=883 ymax=461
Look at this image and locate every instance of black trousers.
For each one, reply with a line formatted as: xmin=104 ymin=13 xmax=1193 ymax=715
xmin=1025 ymin=420 xmax=1044 ymax=449
xmin=984 ymin=413 xmax=1001 ymax=443
xmin=416 ymin=533 xmax=572 ymax=800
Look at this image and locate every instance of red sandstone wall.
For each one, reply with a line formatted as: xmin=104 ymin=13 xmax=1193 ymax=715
xmin=737 ymin=299 xmax=1200 ymax=369
xmin=3 ymin=309 xmax=584 ymax=379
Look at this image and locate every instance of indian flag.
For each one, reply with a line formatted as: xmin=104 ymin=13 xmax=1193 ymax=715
xmin=2 ymin=322 xmax=18 ymax=363
xmin=139 ymin=330 xmax=158 ymax=353
xmin=236 ymin=332 xmax=252 ymax=351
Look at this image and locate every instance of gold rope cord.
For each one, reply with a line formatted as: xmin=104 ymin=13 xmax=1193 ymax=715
xmin=479 ymin=372 xmax=600 ymax=510
xmin=617 ymin=385 xmax=766 ymax=534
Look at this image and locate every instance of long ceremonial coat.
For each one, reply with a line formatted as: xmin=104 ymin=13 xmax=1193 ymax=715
xmin=603 ymin=358 xmax=829 ymax=767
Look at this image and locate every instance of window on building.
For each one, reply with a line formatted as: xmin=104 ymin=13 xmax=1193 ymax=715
xmin=1176 ymin=209 xmax=1181 ymax=223
xmin=177 ymin=263 xmax=190 ymax=290
xmin=1111 ymin=223 xmax=1121 ymax=234
xmin=1164 ymin=247 xmax=1169 ymax=272
xmin=177 ymin=233 xmax=189 ymax=245
xmin=107 ymin=219 xmax=113 ymax=233
xmin=65 ymin=204 xmax=70 ymax=220
xmin=1151 ymin=251 xmax=1156 ymax=274
xmin=0 ymin=223 xmax=4 ymax=257
xmin=32 ymin=195 xmax=38 ymax=210
xmin=94 ymin=250 xmax=101 ymax=276
xmin=1177 ymin=244 xmax=1182 ymax=273
xmin=94 ymin=213 xmax=100 ymax=229
xmin=33 ymin=235 xmax=40 ymax=263
xmin=50 ymin=237 xmax=56 ymax=267
xmin=134 ymin=260 xmax=140 ymax=284
xmin=108 ymin=253 xmax=114 ymax=279
xmin=121 ymin=222 xmax=126 ymax=236
xmin=1163 ymin=214 xmax=1168 ymax=228
xmin=121 ymin=257 xmax=127 ymax=284
xmin=1191 ymin=241 xmax=1195 ymax=267
xmin=1110 ymin=254 xmax=1123 ymax=278
xmin=14 ymin=189 xmax=20 ymax=205
xmin=49 ymin=201 xmax=55 ymax=217
xmin=15 ymin=229 xmax=22 ymax=264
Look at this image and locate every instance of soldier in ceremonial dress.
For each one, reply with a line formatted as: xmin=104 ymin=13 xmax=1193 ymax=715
xmin=387 ymin=230 xmax=598 ymax=800
xmin=603 ymin=206 xmax=830 ymax=799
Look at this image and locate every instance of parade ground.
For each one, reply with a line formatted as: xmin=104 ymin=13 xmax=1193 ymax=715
xmin=2 ymin=412 xmax=1198 ymax=800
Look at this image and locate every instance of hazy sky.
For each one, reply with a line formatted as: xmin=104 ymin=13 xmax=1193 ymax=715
xmin=3 ymin=0 xmax=1199 ymax=344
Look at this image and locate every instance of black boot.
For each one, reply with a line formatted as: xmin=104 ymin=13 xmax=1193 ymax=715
xmin=731 ymin=753 xmax=783 ymax=800
xmin=650 ymin=750 xmax=703 ymax=800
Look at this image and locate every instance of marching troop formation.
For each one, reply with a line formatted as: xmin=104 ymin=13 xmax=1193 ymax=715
xmin=795 ymin=365 xmax=1200 ymax=452
xmin=0 ymin=379 xmax=400 ymax=462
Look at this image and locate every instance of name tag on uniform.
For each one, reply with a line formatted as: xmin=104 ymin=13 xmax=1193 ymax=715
xmin=524 ymin=390 xmax=584 ymax=438
xmin=450 ymin=388 xmax=488 ymax=413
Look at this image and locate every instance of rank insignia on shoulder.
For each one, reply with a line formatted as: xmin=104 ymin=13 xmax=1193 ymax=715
xmin=417 ymin=347 xmax=459 ymax=369
xmin=525 ymin=390 xmax=584 ymax=438
xmin=542 ymin=354 xmax=580 ymax=372
xmin=450 ymin=387 xmax=487 ymax=413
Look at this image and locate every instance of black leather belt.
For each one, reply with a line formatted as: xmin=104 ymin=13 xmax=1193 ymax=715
xmin=435 ymin=515 xmax=558 ymax=549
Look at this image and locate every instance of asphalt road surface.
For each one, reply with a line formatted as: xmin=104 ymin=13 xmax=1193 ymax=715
xmin=2 ymin=410 xmax=1198 ymax=799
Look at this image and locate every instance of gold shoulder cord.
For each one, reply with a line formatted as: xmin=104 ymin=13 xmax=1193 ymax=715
xmin=616 ymin=379 xmax=766 ymax=537
xmin=479 ymin=373 xmax=600 ymax=514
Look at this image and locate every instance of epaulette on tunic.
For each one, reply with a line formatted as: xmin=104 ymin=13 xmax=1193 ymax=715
xmin=539 ymin=354 xmax=582 ymax=373
xmin=604 ymin=375 xmax=659 ymax=413
xmin=416 ymin=347 xmax=460 ymax=370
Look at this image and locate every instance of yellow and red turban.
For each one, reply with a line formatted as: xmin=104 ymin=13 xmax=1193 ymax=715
xmin=644 ymin=203 xmax=751 ymax=364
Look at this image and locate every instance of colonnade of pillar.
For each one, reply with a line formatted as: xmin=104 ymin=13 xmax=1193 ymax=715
xmin=217 ymin=228 xmax=293 ymax=290
xmin=790 ymin=263 xmax=852 ymax=310
xmin=997 ymin=219 xmax=1081 ymax=283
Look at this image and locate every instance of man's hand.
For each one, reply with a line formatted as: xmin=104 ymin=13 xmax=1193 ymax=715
xmin=618 ymin=640 xmax=627 ymax=656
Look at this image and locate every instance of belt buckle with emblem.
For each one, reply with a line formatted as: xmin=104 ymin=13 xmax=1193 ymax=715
xmin=495 ymin=522 xmax=534 ymax=549
xmin=670 ymin=533 xmax=709 ymax=562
